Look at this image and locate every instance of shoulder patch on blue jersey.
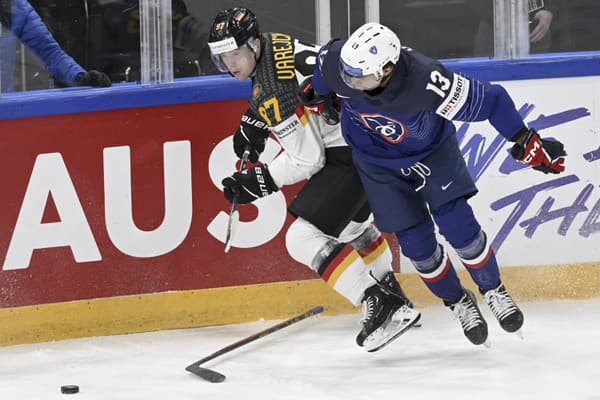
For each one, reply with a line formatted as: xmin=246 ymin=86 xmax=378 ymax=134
xmin=435 ymin=73 xmax=470 ymax=120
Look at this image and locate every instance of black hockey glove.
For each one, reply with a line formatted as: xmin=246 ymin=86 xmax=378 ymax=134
xmin=75 ymin=70 xmax=112 ymax=87
xmin=297 ymin=77 xmax=340 ymax=125
xmin=222 ymin=165 xmax=279 ymax=204
xmin=510 ymin=128 xmax=566 ymax=174
xmin=233 ymin=108 xmax=270 ymax=163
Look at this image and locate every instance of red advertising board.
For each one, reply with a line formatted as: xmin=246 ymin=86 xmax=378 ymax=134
xmin=0 ymin=99 xmax=400 ymax=309
xmin=0 ymin=101 xmax=283 ymax=307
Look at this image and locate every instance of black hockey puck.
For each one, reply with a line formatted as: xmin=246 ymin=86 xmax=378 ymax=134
xmin=61 ymin=385 xmax=79 ymax=394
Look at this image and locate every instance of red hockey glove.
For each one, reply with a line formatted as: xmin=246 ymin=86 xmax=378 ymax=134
xmin=222 ymin=165 xmax=279 ymax=204
xmin=510 ymin=128 xmax=566 ymax=174
xmin=297 ymin=77 xmax=340 ymax=125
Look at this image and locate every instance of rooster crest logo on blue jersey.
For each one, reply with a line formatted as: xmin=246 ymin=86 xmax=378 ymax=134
xmin=359 ymin=114 xmax=407 ymax=144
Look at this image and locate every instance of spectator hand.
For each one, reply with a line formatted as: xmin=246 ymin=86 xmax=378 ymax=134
xmin=530 ymin=10 xmax=553 ymax=43
xmin=511 ymin=128 xmax=566 ymax=174
xmin=75 ymin=71 xmax=112 ymax=87
xmin=222 ymin=165 xmax=279 ymax=204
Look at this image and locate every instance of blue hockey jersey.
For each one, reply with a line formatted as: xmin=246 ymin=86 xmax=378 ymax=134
xmin=313 ymin=39 xmax=527 ymax=169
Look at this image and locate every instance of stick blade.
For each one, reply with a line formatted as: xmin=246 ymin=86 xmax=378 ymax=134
xmin=186 ymin=363 xmax=226 ymax=383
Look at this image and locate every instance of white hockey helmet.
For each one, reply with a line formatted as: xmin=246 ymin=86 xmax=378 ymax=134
xmin=340 ymin=23 xmax=401 ymax=90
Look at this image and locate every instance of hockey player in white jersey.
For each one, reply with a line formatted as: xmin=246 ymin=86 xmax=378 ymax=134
xmin=208 ymin=7 xmax=420 ymax=352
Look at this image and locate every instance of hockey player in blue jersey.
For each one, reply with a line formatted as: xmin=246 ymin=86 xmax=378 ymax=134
xmin=304 ymin=22 xmax=567 ymax=346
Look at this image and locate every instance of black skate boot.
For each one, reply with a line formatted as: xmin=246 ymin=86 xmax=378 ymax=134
xmin=444 ymin=289 xmax=489 ymax=346
xmin=481 ymin=283 xmax=524 ymax=334
xmin=356 ymin=272 xmax=421 ymax=352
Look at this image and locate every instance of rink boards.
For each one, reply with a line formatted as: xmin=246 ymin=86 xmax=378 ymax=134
xmin=0 ymin=55 xmax=599 ymax=345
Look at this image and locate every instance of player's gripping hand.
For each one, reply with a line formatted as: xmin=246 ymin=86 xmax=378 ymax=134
xmin=75 ymin=70 xmax=112 ymax=87
xmin=234 ymin=108 xmax=270 ymax=163
xmin=510 ymin=128 xmax=566 ymax=174
xmin=297 ymin=77 xmax=340 ymax=125
xmin=222 ymin=165 xmax=279 ymax=204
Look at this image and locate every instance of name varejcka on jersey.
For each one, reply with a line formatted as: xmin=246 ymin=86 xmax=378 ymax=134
xmin=271 ymin=33 xmax=295 ymax=80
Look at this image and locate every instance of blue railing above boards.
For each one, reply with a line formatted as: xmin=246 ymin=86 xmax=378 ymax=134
xmin=1 ymin=52 xmax=600 ymax=121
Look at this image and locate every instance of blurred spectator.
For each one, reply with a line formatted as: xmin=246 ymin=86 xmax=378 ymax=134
xmin=563 ymin=0 xmax=600 ymax=51
xmin=85 ymin=0 xmax=218 ymax=83
xmin=469 ymin=0 xmax=559 ymax=56
xmin=0 ymin=0 xmax=110 ymax=92
xmin=529 ymin=1 xmax=555 ymax=51
xmin=380 ymin=1 xmax=480 ymax=59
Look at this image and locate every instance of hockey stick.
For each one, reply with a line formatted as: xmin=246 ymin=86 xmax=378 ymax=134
xmin=224 ymin=146 xmax=251 ymax=253
xmin=185 ymin=306 xmax=325 ymax=383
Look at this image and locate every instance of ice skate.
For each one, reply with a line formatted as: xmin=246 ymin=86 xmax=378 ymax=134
xmin=445 ymin=289 xmax=489 ymax=347
xmin=482 ymin=283 xmax=524 ymax=338
xmin=356 ymin=272 xmax=421 ymax=352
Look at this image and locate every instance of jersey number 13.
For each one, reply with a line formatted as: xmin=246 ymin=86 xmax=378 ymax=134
xmin=425 ymin=70 xmax=451 ymax=98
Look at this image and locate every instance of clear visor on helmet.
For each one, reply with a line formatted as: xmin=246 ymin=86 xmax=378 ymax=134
xmin=208 ymin=37 xmax=239 ymax=72
xmin=339 ymin=59 xmax=382 ymax=91
xmin=209 ymin=37 xmax=257 ymax=73
xmin=210 ymin=53 xmax=231 ymax=73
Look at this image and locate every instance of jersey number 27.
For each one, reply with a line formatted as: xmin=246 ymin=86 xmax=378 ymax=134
xmin=258 ymin=97 xmax=282 ymax=126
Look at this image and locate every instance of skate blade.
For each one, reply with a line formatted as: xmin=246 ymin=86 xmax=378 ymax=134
xmin=364 ymin=308 xmax=421 ymax=352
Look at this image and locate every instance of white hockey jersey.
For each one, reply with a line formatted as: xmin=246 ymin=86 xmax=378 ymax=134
xmin=247 ymin=32 xmax=347 ymax=188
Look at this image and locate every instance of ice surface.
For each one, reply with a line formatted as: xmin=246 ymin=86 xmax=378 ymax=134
xmin=1 ymin=298 xmax=599 ymax=400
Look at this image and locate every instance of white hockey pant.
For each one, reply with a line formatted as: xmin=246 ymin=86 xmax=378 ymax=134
xmin=285 ymin=217 xmax=393 ymax=306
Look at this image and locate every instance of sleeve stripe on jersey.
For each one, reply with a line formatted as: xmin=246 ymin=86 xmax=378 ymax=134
xmin=294 ymin=104 xmax=311 ymax=126
xmin=454 ymin=78 xmax=485 ymax=121
xmin=406 ymin=111 xmax=432 ymax=140
xmin=467 ymin=79 xmax=485 ymax=120
xmin=473 ymin=81 xmax=486 ymax=119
